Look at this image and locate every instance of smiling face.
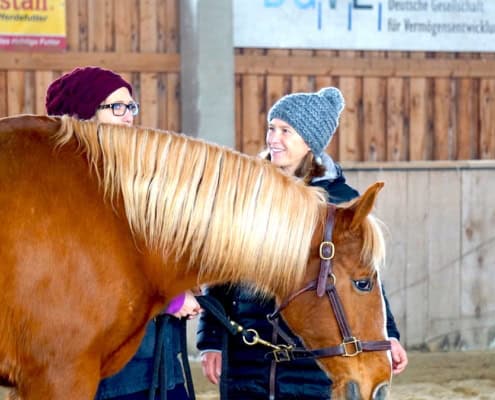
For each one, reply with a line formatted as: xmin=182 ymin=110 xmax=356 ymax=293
xmin=266 ymin=118 xmax=310 ymax=175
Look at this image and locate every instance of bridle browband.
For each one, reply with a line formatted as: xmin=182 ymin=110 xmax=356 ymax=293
xmin=264 ymin=203 xmax=391 ymax=362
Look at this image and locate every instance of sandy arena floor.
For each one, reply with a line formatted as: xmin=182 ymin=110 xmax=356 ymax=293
xmin=191 ymin=351 xmax=495 ymax=400
xmin=1 ymin=351 xmax=494 ymax=399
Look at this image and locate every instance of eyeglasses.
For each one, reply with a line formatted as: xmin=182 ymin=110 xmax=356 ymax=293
xmin=97 ymin=102 xmax=140 ymax=117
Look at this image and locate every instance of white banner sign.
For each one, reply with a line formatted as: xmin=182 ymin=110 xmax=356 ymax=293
xmin=234 ymin=0 xmax=495 ymax=52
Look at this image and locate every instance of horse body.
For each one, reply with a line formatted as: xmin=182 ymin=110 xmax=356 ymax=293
xmin=0 ymin=115 xmax=391 ymax=399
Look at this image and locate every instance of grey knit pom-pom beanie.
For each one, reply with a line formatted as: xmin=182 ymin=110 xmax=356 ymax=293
xmin=267 ymin=87 xmax=345 ymax=158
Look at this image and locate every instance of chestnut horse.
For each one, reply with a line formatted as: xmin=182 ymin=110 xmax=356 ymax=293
xmin=0 ymin=115 xmax=391 ymax=400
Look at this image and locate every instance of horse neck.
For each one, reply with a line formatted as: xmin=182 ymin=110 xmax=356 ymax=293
xmin=62 ymin=119 xmax=326 ymax=300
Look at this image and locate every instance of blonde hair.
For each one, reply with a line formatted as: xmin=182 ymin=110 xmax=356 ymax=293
xmin=53 ymin=116 xmax=328 ymax=297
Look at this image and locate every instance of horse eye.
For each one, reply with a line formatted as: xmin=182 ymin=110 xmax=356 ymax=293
xmin=352 ymin=279 xmax=373 ymax=292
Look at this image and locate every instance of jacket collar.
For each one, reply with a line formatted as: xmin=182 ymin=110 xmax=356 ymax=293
xmin=311 ymin=153 xmax=340 ymax=183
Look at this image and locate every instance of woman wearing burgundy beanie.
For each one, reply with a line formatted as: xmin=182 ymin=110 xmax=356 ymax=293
xmin=45 ymin=66 xmax=137 ymax=124
xmin=45 ymin=66 xmax=201 ymax=400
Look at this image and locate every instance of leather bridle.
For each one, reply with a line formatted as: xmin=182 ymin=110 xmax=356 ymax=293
xmin=265 ymin=203 xmax=391 ymax=362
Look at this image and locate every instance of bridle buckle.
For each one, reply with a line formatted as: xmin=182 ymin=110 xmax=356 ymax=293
xmin=319 ymin=241 xmax=335 ymax=260
xmin=272 ymin=345 xmax=293 ymax=362
xmin=342 ymin=337 xmax=362 ymax=357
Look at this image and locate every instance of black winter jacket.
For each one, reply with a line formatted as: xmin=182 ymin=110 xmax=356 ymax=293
xmin=196 ymin=165 xmax=400 ymax=400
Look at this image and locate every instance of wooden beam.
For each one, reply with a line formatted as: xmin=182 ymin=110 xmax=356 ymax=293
xmin=341 ymin=160 xmax=495 ymax=170
xmin=235 ymin=54 xmax=495 ymax=78
xmin=6 ymin=51 xmax=495 ymax=78
xmin=0 ymin=52 xmax=180 ymax=73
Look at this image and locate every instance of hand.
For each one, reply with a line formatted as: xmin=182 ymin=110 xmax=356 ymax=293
xmin=172 ymin=291 xmax=202 ymax=319
xmin=201 ymin=351 xmax=222 ymax=385
xmin=390 ymin=338 xmax=408 ymax=375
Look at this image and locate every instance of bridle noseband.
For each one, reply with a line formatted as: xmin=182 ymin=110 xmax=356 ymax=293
xmin=265 ymin=203 xmax=391 ymax=362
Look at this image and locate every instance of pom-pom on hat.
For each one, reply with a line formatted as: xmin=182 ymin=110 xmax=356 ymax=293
xmin=267 ymin=87 xmax=345 ymax=158
xmin=45 ymin=66 xmax=132 ymax=120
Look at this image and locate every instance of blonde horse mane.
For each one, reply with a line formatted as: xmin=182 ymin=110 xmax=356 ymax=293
xmin=53 ymin=116 xmax=328 ymax=296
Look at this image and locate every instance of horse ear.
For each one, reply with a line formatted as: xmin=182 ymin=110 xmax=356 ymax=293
xmin=349 ymin=181 xmax=384 ymax=231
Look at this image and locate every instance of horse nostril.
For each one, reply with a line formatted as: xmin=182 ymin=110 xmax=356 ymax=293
xmin=346 ymin=380 xmax=362 ymax=400
xmin=372 ymin=382 xmax=389 ymax=400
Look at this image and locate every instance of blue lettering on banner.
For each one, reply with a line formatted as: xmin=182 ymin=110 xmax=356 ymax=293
xmin=353 ymin=0 xmax=372 ymax=9
xmin=264 ymin=0 xmax=284 ymax=7
xmin=263 ymin=0 xmax=382 ymax=32
xmin=348 ymin=1 xmax=382 ymax=31
xmin=348 ymin=1 xmax=352 ymax=29
xmin=378 ymin=2 xmax=382 ymax=31
xmin=264 ymin=0 xmax=338 ymax=9
xmin=295 ymin=0 xmax=316 ymax=9
xmin=318 ymin=0 xmax=322 ymax=30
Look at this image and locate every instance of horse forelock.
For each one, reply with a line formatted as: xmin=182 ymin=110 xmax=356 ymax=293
xmin=361 ymin=214 xmax=386 ymax=273
xmin=53 ymin=116 xmax=327 ymax=297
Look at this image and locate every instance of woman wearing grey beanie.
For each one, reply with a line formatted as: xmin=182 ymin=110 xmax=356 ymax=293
xmin=197 ymin=87 xmax=408 ymax=400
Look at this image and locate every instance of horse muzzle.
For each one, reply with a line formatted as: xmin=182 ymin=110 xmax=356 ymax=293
xmin=345 ymin=380 xmax=390 ymax=400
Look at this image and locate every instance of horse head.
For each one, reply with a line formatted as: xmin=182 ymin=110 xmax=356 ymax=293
xmin=278 ymin=182 xmax=392 ymax=400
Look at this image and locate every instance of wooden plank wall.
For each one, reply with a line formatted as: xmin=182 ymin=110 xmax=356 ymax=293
xmin=0 ymin=0 xmax=180 ymax=131
xmin=2 ymin=11 xmax=495 ymax=163
xmin=343 ymin=162 xmax=495 ymax=350
xmin=235 ymin=50 xmax=495 ymax=161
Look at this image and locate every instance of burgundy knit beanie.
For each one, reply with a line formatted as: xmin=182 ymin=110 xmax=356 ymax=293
xmin=45 ymin=67 xmax=132 ymax=119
